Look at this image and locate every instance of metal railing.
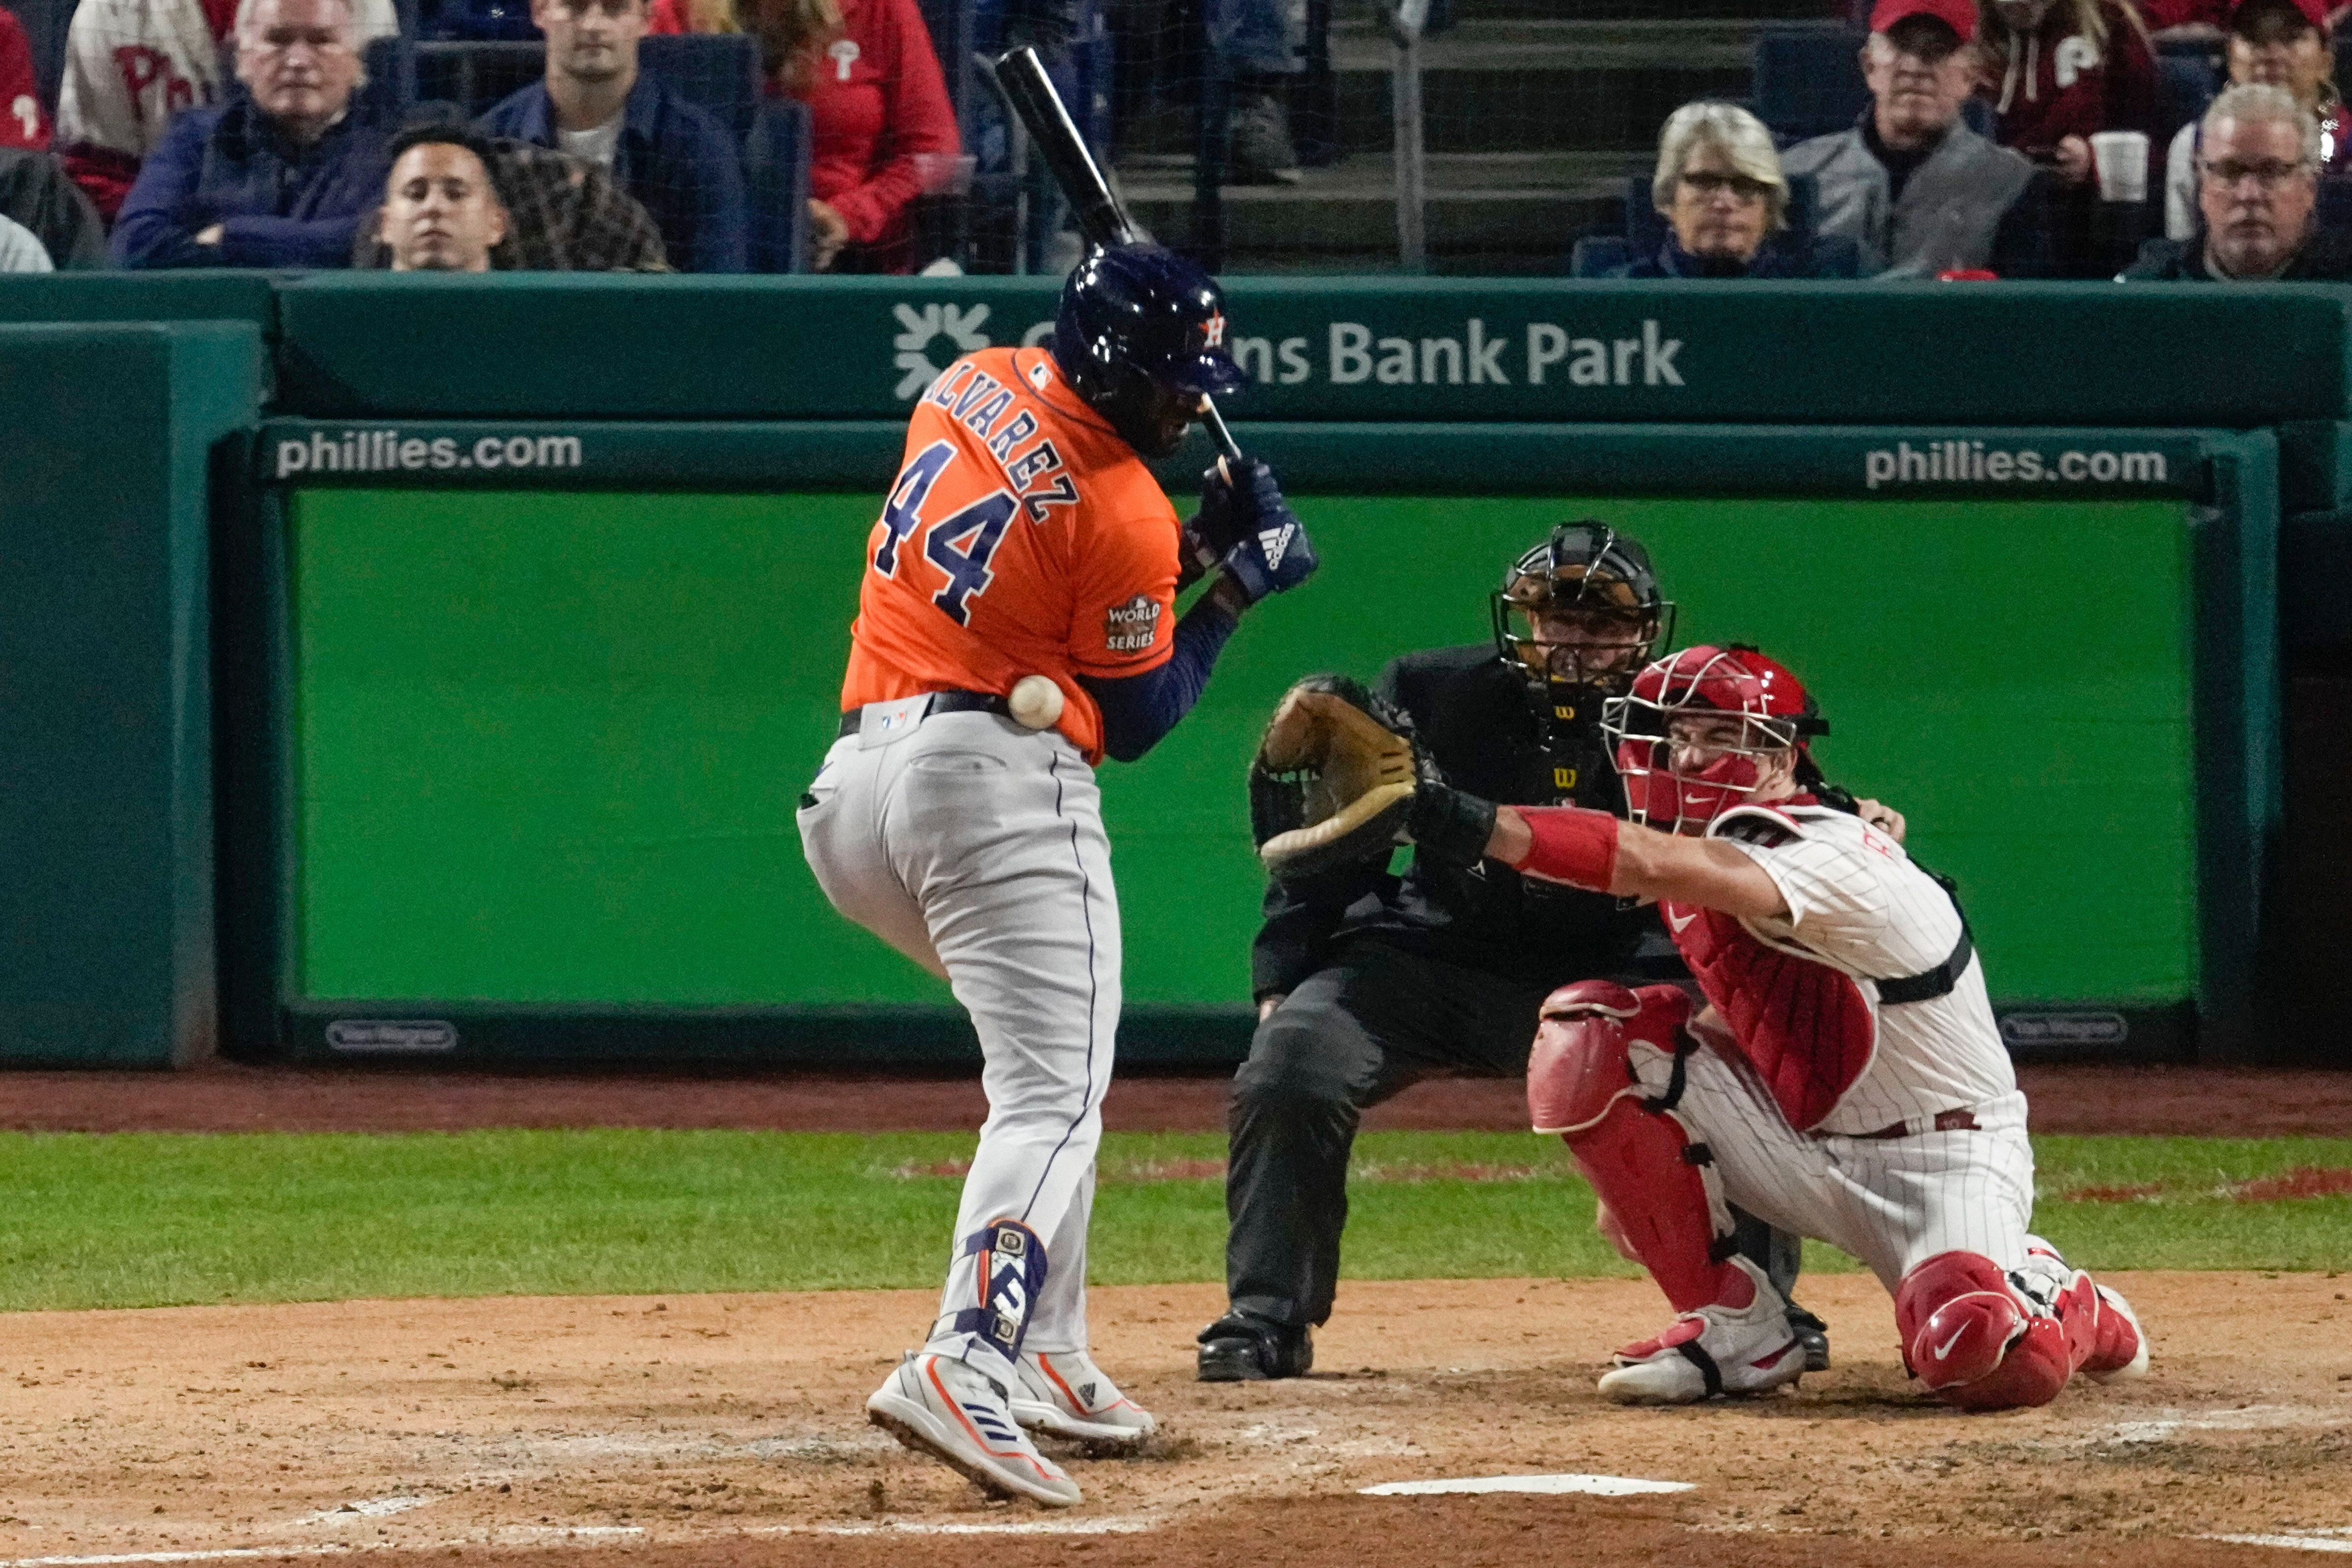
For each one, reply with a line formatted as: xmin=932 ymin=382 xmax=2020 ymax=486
xmin=1390 ymin=0 xmax=1428 ymax=272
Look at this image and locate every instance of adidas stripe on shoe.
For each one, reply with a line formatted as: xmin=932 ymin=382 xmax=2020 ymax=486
xmin=1009 ymin=1349 xmax=1157 ymax=1448
xmin=866 ymin=1352 xmax=1080 ymax=1506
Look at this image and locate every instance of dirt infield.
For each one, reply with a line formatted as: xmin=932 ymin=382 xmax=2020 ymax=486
xmin=0 ymin=1062 xmax=2344 ymax=1136
xmin=0 ymin=1274 xmax=2340 ymax=1568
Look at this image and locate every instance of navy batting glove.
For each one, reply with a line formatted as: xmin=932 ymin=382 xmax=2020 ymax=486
xmin=1191 ymin=454 xmax=1274 ymax=560
xmin=1218 ymin=492 xmax=1317 ymax=606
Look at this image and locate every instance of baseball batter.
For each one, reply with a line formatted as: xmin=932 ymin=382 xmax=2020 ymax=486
xmin=797 ymin=243 xmax=1318 ymax=1505
xmin=1409 ymin=645 xmax=2149 ymax=1409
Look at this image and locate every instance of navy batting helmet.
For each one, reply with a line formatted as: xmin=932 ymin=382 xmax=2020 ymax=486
xmin=1052 ymin=244 xmax=1246 ymax=453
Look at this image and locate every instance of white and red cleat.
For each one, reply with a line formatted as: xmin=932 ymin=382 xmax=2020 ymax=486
xmin=866 ymin=1352 xmax=1080 ymax=1506
xmin=1598 ymin=1255 xmax=1807 ymax=1405
xmin=1009 ymin=1349 xmax=1158 ymax=1448
xmin=2084 ymin=1284 xmax=2150 ymax=1384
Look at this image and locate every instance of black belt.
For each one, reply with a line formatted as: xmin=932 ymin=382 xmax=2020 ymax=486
xmin=1875 ymin=924 xmax=1974 ymax=1007
xmin=837 ymin=690 xmax=1012 ymax=739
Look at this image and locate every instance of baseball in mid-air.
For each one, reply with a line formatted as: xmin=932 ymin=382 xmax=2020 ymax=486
xmin=1010 ymin=674 xmax=1065 ymax=730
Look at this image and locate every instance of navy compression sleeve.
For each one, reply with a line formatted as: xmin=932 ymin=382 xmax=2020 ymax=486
xmin=1076 ymin=594 xmax=1241 ymax=763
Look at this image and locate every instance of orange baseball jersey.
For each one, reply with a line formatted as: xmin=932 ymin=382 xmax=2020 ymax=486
xmin=840 ymin=345 xmax=1182 ymax=762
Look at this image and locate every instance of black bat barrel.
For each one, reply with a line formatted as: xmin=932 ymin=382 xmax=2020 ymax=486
xmin=991 ymin=47 xmax=1134 ymax=249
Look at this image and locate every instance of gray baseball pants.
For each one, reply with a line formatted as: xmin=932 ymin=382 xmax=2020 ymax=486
xmin=798 ymin=704 xmax=1118 ymax=1372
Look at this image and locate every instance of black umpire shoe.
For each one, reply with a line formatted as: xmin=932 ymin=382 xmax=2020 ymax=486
xmin=1195 ymin=1313 xmax=1314 ymax=1381
xmin=1785 ymin=1301 xmax=1831 ymax=1372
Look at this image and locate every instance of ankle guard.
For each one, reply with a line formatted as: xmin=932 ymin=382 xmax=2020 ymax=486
xmin=946 ymin=1218 xmax=1048 ymax=1364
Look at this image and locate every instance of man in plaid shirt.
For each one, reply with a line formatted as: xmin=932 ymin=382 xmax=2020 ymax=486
xmin=355 ymin=120 xmax=669 ymax=270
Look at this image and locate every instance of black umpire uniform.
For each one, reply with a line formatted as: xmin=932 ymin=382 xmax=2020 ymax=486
xmin=1197 ymin=529 xmax=1817 ymax=1381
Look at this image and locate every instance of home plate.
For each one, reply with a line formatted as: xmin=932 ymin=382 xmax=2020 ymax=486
xmin=1360 ymin=1474 xmax=1695 ymax=1498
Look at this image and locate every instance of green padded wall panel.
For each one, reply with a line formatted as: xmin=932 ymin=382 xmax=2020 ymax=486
xmin=289 ymin=489 xmax=2195 ymax=1014
xmin=0 ymin=322 xmax=258 ymax=1064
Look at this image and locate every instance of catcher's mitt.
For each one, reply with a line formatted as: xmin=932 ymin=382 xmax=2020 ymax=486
xmin=1248 ymin=674 xmax=1420 ymax=881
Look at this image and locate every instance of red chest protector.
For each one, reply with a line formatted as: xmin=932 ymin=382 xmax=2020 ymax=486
xmin=1663 ymin=899 xmax=1875 ymax=1133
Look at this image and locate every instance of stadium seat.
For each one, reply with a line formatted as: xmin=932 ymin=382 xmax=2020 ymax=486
xmin=415 ymin=39 xmax=542 ymax=116
xmin=429 ymin=0 xmax=540 ymax=41
xmin=2156 ymin=52 xmax=2219 ymax=153
xmin=744 ymin=95 xmax=813 ymax=272
xmin=1752 ymin=25 xmax=1867 ymax=143
xmin=1568 ymin=234 xmax=1629 ymax=278
xmin=915 ymin=0 xmax=977 ymax=144
xmin=640 ymin=32 xmax=761 ymax=142
xmin=2320 ymin=178 xmax=2352 ymax=231
xmin=416 ymin=33 xmax=758 ymax=132
xmin=358 ymin=32 xmax=420 ymax=120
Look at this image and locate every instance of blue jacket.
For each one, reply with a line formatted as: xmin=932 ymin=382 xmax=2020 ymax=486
xmin=480 ymin=74 xmax=747 ymax=273
xmin=1609 ymin=233 xmax=1860 ymax=280
xmin=110 ymin=94 xmax=394 ymax=270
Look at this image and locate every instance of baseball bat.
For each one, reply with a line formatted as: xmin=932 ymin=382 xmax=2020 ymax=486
xmin=990 ymin=46 xmax=1246 ymax=467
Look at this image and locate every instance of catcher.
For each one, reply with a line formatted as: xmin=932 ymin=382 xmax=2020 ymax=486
xmin=1198 ymin=525 xmax=1890 ymax=1381
xmin=1289 ymin=643 xmax=2149 ymax=1409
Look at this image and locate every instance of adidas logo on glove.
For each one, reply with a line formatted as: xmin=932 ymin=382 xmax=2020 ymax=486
xmin=1257 ymin=522 xmax=1296 ymax=569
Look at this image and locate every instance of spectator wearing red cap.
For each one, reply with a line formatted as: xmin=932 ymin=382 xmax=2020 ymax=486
xmin=2136 ymin=0 xmax=2226 ymax=23
xmin=1782 ymin=0 xmax=2041 ymax=276
xmin=2163 ymin=0 xmax=2349 ymax=236
xmin=1978 ymin=0 xmax=2158 ymax=185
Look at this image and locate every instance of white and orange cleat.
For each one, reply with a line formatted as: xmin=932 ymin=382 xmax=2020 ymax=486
xmin=866 ymin=1352 xmax=1080 ymax=1506
xmin=1010 ymin=1349 xmax=1158 ymax=1448
xmin=1598 ymin=1256 xmax=1807 ymax=1405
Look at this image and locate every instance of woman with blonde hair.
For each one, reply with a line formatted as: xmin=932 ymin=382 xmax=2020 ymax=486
xmin=1606 ymin=101 xmax=1856 ymax=277
xmin=1978 ymin=0 xmax=2159 ymax=182
xmin=651 ymin=0 xmax=958 ymax=270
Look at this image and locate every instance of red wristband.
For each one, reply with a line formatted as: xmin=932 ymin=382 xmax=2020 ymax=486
xmin=1510 ymin=807 xmax=1620 ymax=892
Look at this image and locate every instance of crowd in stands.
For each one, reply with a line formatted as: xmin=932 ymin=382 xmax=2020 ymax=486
xmin=1604 ymin=0 xmax=2352 ymax=282
xmin=0 ymin=0 xmax=2350 ymax=280
xmin=0 ymin=0 xmax=960 ymax=270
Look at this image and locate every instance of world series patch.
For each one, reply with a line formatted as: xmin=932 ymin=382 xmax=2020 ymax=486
xmin=1105 ymin=593 xmax=1162 ymax=653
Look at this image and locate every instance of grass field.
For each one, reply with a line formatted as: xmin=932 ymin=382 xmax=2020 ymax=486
xmin=0 ymin=1130 xmax=2343 ymax=1313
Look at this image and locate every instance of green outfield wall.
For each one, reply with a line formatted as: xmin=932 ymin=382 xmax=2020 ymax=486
xmin=253 ymin=413 xmax=2275 ymax=1069
xmin=289 ymin=487 xmax=2200 ymax=1020
xmin=0 ymin=274 xmax=2326 ymax=1069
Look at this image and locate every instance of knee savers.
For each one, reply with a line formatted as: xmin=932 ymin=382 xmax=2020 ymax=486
xmin=1895 ymin=1250 xmax=2090 ymax=1411
xmin=1527 ymin=981 xmax=1693 ymax=1135
xmin=1528 ymin=982 xmax=1735 ymax=1314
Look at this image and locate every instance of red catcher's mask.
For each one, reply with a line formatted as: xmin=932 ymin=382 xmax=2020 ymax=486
xmin=1602 ymin=645 xmax=1809 ymax=832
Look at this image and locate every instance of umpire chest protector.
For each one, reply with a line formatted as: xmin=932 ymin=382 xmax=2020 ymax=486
xmin=1359 ymin=644 xmax=1649 ymax=978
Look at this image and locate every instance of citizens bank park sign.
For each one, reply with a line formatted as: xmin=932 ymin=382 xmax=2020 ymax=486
xmin=824 ymin=277 xmax=2340 ymax=429
xmin=886 ymin=298 xmax=1691 ymax=405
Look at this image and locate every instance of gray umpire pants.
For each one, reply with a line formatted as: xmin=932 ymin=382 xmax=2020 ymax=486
xmin=1227 ymin=939 xmax=1802 ymax=1330
xmin=797 ymin=704 xmax=1118 ymax=1370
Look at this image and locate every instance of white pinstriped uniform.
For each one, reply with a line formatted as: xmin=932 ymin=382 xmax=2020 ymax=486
xmin=1634 ymin=805 xmax=2036 ymax=1289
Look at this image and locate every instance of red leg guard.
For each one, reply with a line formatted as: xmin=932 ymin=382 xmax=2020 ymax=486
xmin=1896 ymin=1251 xmax=2082 ymax=1411
xmin=1529 ymin=982 xmax=1741 ymax=1315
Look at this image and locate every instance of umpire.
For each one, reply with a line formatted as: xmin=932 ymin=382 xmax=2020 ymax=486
xmin=1196 ymin=522 xmax=1829 ymax=1381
